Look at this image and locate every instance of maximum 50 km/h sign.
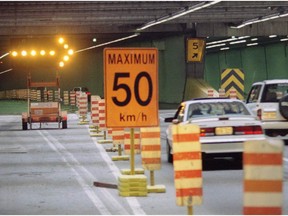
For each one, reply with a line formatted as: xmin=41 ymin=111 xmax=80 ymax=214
xmin=104 ymin=48 xmax=159 ymax=128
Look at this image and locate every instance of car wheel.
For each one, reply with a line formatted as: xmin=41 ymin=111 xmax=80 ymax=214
xmin=279 ymin=94 xmax=288 ymax=120
xmin=62 ymin=120 xmax=67 ymax=129
xmin=166 ymin=139 xmax=173 ymax=163
xmin=22 ymin=121 xmax=27 ymax=130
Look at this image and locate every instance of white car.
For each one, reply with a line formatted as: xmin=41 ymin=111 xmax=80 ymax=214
xmin=165 ymin=98 xmax=265 ymax=163
xmin=246 ymin=79 xmax=288 ymax=144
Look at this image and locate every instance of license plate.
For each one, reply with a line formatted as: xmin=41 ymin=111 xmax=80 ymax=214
xmin=215 ymin=127 xmax=233 ymax=135
xmin=262 ymin=111 xmax=276 ymax=119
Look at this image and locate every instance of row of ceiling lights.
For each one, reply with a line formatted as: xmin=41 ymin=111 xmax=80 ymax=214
xmin=206 ymin=35 xmax=288 ymax=52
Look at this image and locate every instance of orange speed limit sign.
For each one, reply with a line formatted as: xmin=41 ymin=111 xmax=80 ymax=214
xmin=104 ymin=48 xmax=159 ymax=128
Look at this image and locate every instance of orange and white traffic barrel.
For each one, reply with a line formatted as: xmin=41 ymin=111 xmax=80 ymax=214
xmin=218 ymin=88 xmax=226 ymax=97
xmin=140 ymin=127 xmax=161 ymax=170
xmin=229 ymin=88 xmax=237 ymax=99
xmin=140 ymin=127 xmax=165 ymax=193
xmin=70 ymin=91 xmax=76 ymax=106
xmin=124 ymin=128 xmax=141 ymax=155
xmin=111 ymin=128 xmax=129 ymax=161
xmin=98 ymin=99 xmax=106 ymax=130
xmin=78 ymin=92 xmax=88 ymax=124
xmin=207 ymin=89 xmax=214 ymax=98
xmin=243 ymin=139 xmax=284 ymax=215
xmin=63 ymin=91 xmax=69 ymax=105
xmin=172 ymin=124 xmax=203 ymax=207
xmin=90 ymin=95 xmax=101 ymax=128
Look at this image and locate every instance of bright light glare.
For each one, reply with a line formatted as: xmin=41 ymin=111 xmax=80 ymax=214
xmin=40 ymin=50 xmax=46 ymax=56
xmin=49 ymin=50 xmax=55 ymax=56
xmin=30 ymin=50 xmax=36 ymax=56
xmin=63 ymin=55 xmax=69 ymax=61
xmin=11 ymin=51 xmax=18 ymax=57
xmin=68 ymin=49 xmax=74 ymax=55
xmin=59 ymin=61 xmax=64 ymax=67
xmin=64 ymin=44 xmax=69 ymax=49
xmin=21 ymin=50 xmax=27 ymax=56
xmin=58 ymin=37 xmax=64 ymax=44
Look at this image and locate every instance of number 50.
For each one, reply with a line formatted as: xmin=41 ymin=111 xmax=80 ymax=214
xmin=112 ymin=71 xmax=153 ymax=107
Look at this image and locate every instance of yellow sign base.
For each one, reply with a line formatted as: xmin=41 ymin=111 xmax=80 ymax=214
xmin=121 ymin=168 xmax=144 ymax=175
xmin=147 ymin=185 xmax=166 ymax=193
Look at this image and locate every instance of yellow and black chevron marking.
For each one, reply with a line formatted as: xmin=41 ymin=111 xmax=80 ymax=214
xmin=221 ymin=68 xmax=244 ymax=100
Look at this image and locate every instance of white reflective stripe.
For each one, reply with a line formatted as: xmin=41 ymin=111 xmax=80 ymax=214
xmin=244 ymin=139 xmax=283 ymax=153
xmin=174 ymin=178 xmax=202 ymax=188
xmin=173 ymin=160 xmax=202 ymax=171
xmin=244 ymin=192 xmax=283 ymax=207
xmin=244 ymin=165 xmax=283 ymax=180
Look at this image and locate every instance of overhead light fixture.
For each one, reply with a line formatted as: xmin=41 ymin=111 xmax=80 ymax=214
xmin=231 ymin=12 xmax=288 ymax=29
xmin=1 ymin=52 xmax=10 ymax=59
xmin=76 ymin=33 xmax=139 ymax=53
xmin=247 ymin=43 xmax=258 ymax=46
xmin=137 ymin=0 xmax=221 ymax=31
xmin=206 ymin=43 xmax=226 ymax=49
xmin=269 ymin=35 xmax=277 ymax=38
xmin=220 ymin=47 xmax=230 ymax=51
xmin=280 ymin=38 xmax=288 ymax=41
xmin=230 ymin=40 xmax=246 ymax=44
xmin=251 ymin=38 xmax=258 ymax=41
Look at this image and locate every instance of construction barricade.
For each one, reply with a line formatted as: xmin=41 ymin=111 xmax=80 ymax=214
xmin=122 ymin=128 xmax=144 ymax=175
xmin=63 ymin=91 xmax=69 ymax=105
xmin=207 ymin=89 xmax=214 ymax=98
xmin=243 ymin=139 xmax=284 ymax=215
xmin=140 ymin=127 xmax=165 ymax=193
xmin=89 ymin=95 xmax=102 ymax=137
xmin=111 ymin=128 xmax=129 ymax=161
xmin=172 ymin=124 xmax=203 ymax=215
xmin=78 ymin=93 xmax=88 ymax=124
xmin=97 ymin=99 xmax=112 ymax=144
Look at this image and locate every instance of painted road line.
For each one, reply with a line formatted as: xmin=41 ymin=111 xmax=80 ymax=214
xmin=88 ymin=126 xmax=146 ymax=215
xmin=38 ymin=130 xmax=130 ymax=215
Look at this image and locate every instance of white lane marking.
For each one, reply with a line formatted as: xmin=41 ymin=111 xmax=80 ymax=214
xmin=38 ymin=130 xmax=129 ymax=215
xmin=89 ymin=132 xmax=146 ymax=215
xmin=40 ymin=130 xmax=130 ymax=215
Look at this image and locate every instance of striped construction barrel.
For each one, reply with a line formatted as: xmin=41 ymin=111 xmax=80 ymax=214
xmin=90 ymin=95 xmax=101 ymax=127
xmin=172 ymin=124 xmax=203 ymax=206
xmin=63 ymin=91 xmax=69 ymax=105
xmin=140 ymin=127 xmax=161 ymax=170
xmin=124 ymin=128 xmax=140 ymax=154
xmin=70 ymin=91 xmax=76 ymax=106
xmin=78 ymin=93 xmax=88 ymax=117
xmin=98 ymin=99 xmax=106 ymax=130
xmin=243 ymin=139 xmax=283 ymax=215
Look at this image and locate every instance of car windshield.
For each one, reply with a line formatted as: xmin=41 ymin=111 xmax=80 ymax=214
xmin=187 ymin=101 xmax=250 ymax=119
xmin=262 ymin=83 xmax=288 ymax=102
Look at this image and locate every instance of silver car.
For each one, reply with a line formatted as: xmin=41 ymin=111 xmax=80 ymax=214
xmin=165 ymin=98 xmax=265 ymax=163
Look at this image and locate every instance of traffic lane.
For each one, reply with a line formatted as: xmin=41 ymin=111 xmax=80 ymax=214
xmin=158 ymin=111 xmax=288 ymax=214
xmin=0 ymin=114 xmax=287 ymax=215
xmin=0 ymin=115 xmax=143 ymax=215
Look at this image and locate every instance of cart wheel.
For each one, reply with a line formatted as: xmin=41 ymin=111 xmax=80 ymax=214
xmin=22 ymin=121 xmax=28 ymax=130
xmin=62 ymin=120 xmax=67 ymax=129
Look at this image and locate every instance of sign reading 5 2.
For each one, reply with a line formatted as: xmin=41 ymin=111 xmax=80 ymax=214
xmin=104 ymin=48 xmax=159 ymax=128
